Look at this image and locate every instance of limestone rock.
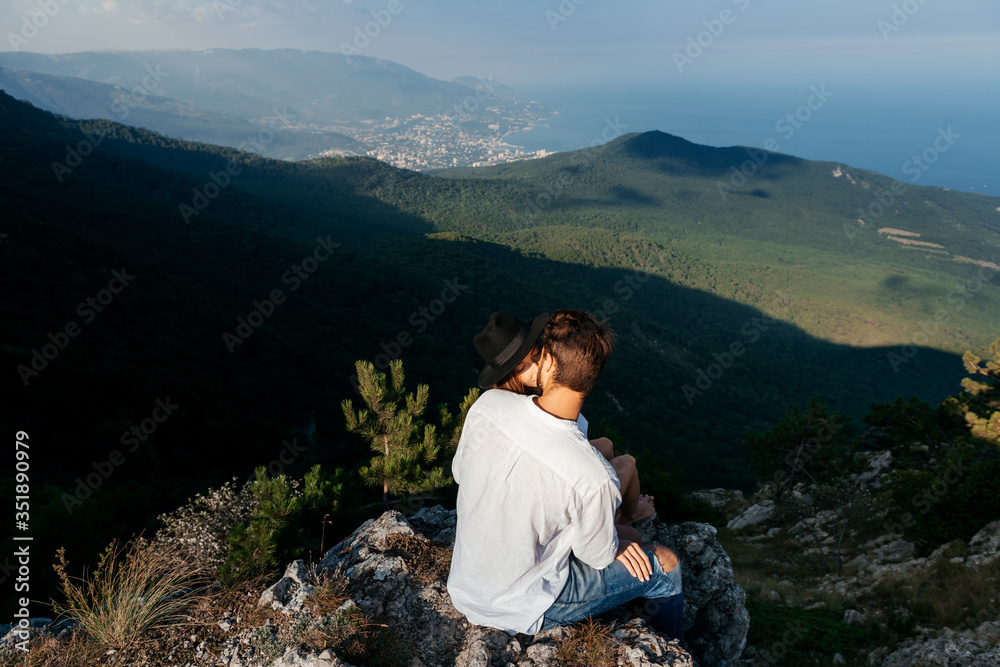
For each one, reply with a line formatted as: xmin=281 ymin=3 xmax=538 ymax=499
xmin=10 ymin=506 xmax=738 ymax=665
xmin=258 ymin=559 xmax=316 ymax=613
xmin=851 ymin=450 xmax=893 ymax=487
xmin=881 ymin=621 xmax=1000 ymax=666
xmin=271 ymin=648 xmax=351 ymax=667
xmin=316 ymin=507 xmax=722 ymax=666
xmin=967 ymin=520 xmax=1000 ymax=568
xmin=690 ymin=488 xmax=744 ymax=511
xmin=842 ymin=609 xmax=868 ymax=627
xmin=726 ymin=500 xmax=774 ymax=531
xmin=611 ymin=619 xmax=695 ymax=667
xmin=407 ymin=504 xmax=459 ymax=544
xmin=269 ymin=646 xmax=353 ymax=666
xmin=636 ymin=518 xmax=750 ymax=666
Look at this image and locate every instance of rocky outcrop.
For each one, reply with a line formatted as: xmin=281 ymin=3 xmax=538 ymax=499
xmin=880 ymin=621 xmax=1000 ymax=666
xmin=815 ymin=518 xmax=1000 ymax=603
xmin=703 ymin=448 xmax=1000 ymax=666
xmin=297 ymin=506 xmax=747 ymax=667
xmin=725 ymin=501 xmax=773 ymax=531
xmin=634 ymin=518 xmax=750 ymax=666
xmin=689 ymin=489 xmax=744 ymax=511
xmin=294 ymin=507 xmax=748 ymax=667
xmin=1 ymin=506 xmax=746 ymax=666
xmin=314 ymin=508 xmax=469 ymax=667
xmin=965 ymin=520 xmax=1000 ymax=569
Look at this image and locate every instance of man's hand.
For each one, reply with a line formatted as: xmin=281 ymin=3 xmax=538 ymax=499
xmin=615 ymin=539 xmax=652 ymax=582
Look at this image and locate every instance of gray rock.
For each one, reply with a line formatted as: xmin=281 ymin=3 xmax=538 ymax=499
xmin=612 ymin=618 xmax=695 ymax=667
xmin=408 ymin=504 xmax=458 ymax=544
xmin=726 ymin=500 xmax=774 ymax=531
xmin=269 ymin=646 xmax=352 ymax=666
xmin=843 ymin=609 xmax=868 ymax=626
xmin=258 ymin=573 xmax=294 ymax=609
xmin=852 ymin=450 xmax=893 ymax=487
xmin=881 ymin=621 xmax=1000 ymax=666
xmin=967 ymin=520 xmax=1000 ymax=568
xmin=637 ymin=519 xmax=750 ymax=666
xmin=453 ymin=626 xmax=512 ymax=667
xmin=524 ymin=641 xmax=558 ymax=664
xmin=690 ymin=488 xmax=744 ymax=510
xmin=258 ymin=559 xmax=316 ymax=614
xmin=319 ymin=510 xmax=487 ymax=667
xmin=316 ymin=507 xmax=710 ymax=666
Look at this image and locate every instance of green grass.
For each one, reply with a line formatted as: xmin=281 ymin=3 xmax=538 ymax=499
xmin=744 ymin=596 xmax=893 ymax=666
xmin=870 ymin=554 xmax=1000 ymax=632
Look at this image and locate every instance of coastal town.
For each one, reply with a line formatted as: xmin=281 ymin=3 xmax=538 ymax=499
xmin=317 ymin=94 xmax=559 ymax=170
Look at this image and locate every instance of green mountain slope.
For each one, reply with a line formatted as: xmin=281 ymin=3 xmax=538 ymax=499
xmin=0 ymin=66 xmax=361 ymax=159
xmin=2 ymin=91 xmax=991 ymax=613
xmin=394 ymin=130 xmax=1000 ymax=357
xmin=60 ymin=107 xmax=997 ymax=431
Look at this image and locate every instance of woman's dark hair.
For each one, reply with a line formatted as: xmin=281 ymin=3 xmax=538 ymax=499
xmin=493 ymin=344 xmax=541 ymax=395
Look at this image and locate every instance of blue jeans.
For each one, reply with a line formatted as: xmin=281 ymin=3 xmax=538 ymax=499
xmin=539 ymin=547 xmax=682 ymax=631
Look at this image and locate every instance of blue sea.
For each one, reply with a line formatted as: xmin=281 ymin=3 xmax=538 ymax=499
xmin=507 ymin=83 xmax=998 ymax=195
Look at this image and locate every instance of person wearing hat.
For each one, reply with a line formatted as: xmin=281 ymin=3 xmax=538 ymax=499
xmin=474 ymin=311 xmax=550 ymax=394
xmin=447 ymin=309 xmax=683 ymax=640
xmin=473 ymin=312 xmax=656 ymax=534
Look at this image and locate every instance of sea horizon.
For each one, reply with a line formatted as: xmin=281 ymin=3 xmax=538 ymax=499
xmin=506 ymin=82 xmax=998 ymax=195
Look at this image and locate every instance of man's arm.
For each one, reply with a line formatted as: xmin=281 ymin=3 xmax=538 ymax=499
xmin=569 ymin=482 xmax=621 ymax=569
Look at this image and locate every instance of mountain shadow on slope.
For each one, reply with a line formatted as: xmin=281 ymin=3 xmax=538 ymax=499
xmin=0 ymin=91 xmax=968 ymax=616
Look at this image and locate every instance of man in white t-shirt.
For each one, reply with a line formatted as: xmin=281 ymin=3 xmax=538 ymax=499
xmin=447 ymin=309 xmax=683 ymax=639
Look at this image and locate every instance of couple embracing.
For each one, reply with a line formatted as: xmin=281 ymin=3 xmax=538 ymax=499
xmin=446 ymin=309 xmax=684 ymax=639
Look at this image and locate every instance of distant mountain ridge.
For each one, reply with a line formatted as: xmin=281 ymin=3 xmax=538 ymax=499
xmin=0 ymin=48 xmax=556 ymax=166
xmin=0 ymin=49 xmax=492 ymax=123
xmin=0 ymin=66 xmax=360 ymax=159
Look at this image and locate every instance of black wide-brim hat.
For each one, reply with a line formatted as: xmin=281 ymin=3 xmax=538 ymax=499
xmin=475 ymin=312 xmax=550 ymax=389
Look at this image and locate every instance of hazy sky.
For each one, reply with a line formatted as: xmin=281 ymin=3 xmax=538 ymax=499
xmin=4 ymin=0 xmax=998 ymax=87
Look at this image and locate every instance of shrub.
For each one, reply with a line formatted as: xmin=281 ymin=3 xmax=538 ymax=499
xmin=952 ymin=337 xmax=1000 ymax=447
xmin=885 ymin=453 xmax=1000 ymax=551
xmin=746 ymin=396 xmax=854 ymax=501
xmin=219 ymin=464 xmax=348 ymax=583
xmin=153 ymin=476 xmax=259 ymax=572
xmin=343 ymin=359 xmax=477 ymax=506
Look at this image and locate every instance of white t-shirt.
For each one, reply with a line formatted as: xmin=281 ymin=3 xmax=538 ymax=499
xmin=447 ymin=389 xmax=622 ymax=635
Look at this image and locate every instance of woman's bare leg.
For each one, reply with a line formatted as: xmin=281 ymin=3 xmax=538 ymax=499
xmin=612 ymin=454 xmax=655 ymax=524
xmin=590 ymin=436 xmax=615 ymax=461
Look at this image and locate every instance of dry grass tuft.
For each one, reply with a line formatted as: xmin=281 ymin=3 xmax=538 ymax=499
xmin=304 ymin=563 xmax=351 ymax=617
xmin=206 ymin=567 xmax=285 ymax=630
xmin=554 ymin=617 xmax=622 ymax=667
xmin=50 ymin=537 xmax=215 ymax=653
xmin=383 ymin=533 xmax=452 ymax=585
xmin=3 ymin=629 xmax=103 ymax=667
xmin=301 ymin=605 xmax=411 ymax=667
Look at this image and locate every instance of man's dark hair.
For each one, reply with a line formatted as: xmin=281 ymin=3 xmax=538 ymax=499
xmin=541 ymin=309 xmax=614 ymax=395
